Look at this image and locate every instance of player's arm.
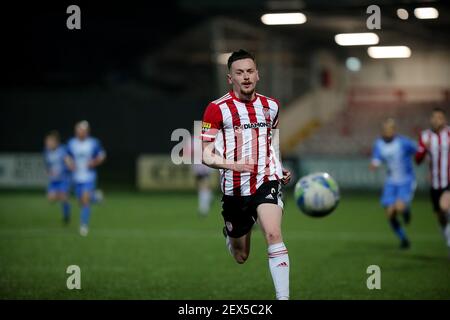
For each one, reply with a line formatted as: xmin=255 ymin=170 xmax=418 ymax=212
xmin=271 ymin=127 xmax=291 ymax=185
xmin=369 ymin=142 xmax=382 ymax=171
xmin=271 ymin=105 xmax=291 ymax=185
xmin=45 ymin=165 xmax=53 ymax=177
xmin=405 ymin=137 xmax=419 ymax=160
xmin=415 ymin=133 xmax=427 ymax=165
xmin=89 ymin=152 xmax=106 ymax=168
xmin=89 ymin=140 xmax=106 ymax=168
xmin=63 ymin=144 xmax=76 ymax=171
xmin=43 ymin=153 xmax=52 ymax=176
xmin=64 ymin=155 xmax=75 ymax=171
xmin=202 ymin=141 xmax=253 ymax=172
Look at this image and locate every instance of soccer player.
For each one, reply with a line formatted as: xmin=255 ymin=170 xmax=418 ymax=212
xmin=415 ymin=107 xmax=450 ymax=253
xmin=192 ymin=164 xmax=213 ymax=216
xmin=185 ymin=131 xmax=214 ymax=216
xmin=44 ymin=130 xmax=71 ymax=224
xmin=201 ymin=50 xmax=292 ymax=300
xmin=370 ymin=118 xmax=417 ymax=249
xmin=65 ymin=121 xmax=106 ymax=236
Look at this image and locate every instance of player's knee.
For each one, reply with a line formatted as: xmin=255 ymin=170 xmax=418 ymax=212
xmin=81 ymin=193 xmax=90 ymax=205
xmin=385 ymin=206 xmax=395 ymax=218
xmin=439 ymin=194 xmax=450 ymax=212
xmin=57 ymin=193 xmax=66 ymax=201
xmin=47 ymin=194 xmax=56 ymax=202
xmin=395 ymin=201 xmax=406 ymax=213
xmin=265 ymin=230 xmax=282 ymax=244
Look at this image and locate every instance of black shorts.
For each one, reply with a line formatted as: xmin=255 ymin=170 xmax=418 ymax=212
xmin=221 ymin=181 xmax=283 ymax=238
xmin=430 ymin=186 xmax=450 ymax=212
xmin=195 ymin=173 xmax=210 ymax=182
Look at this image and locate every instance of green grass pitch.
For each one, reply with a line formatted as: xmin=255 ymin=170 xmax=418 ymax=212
xmin=0 ymin=190 xmax=449 ymax=299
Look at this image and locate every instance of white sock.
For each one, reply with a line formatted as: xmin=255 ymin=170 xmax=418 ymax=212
xmin=439 ymin=211 xmax=450 ymax=248
xmin=268 ymin=242 xmax=290 ymax=300
xmin=226 ymin=236 xmax=234 ymax=256
xmin=444 ymin=223 xmax=450 ymax=248
xmin=198 ymin=189 xmax=211 ymax=215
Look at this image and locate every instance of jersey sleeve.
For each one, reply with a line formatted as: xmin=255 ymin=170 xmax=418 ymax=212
xmin=403 ymin=137 xmax=418 ymax=156
xmin=66 ymin=140 xmax=74 ymax=158
xmin=201 ymin=102 xmax=223 ymax=142
xmin=93 ymin=139 xmax=106 ymax=158
xmin=371 ymin=140 xmax=383 ymax=166
xmin=415 ymin=132 xmax=427 ymax=164
xmin=272 ymin=100 xmax=280 ymax=129
xmin=60 ymin=145 xmax=68 ymax=157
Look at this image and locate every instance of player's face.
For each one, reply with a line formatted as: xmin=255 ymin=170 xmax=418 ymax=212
xmin=381 ymin=123 xmax=396 ymax=141
xmin=227 ymin=58 xmax=259 ymax=97
xmin=45 ymin=136 xmax=58 ymax=150
xmin=430 ymin=111 xmax=446 ymax=131
xmin=75 ymin=126 xmax=89 ymax=140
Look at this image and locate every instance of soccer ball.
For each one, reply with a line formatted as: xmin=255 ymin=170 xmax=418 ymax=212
xmin=294 ymin=172 xmax=340 ymax=217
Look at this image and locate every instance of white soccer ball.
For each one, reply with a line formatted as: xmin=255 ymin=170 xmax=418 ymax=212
xmin=294 ymin=172 xmax=340 ymax=217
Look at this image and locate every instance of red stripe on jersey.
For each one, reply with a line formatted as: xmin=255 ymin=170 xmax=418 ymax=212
xmin=438 ymin=132 xmax=442 ymax=189
xmin=428 ymin=131 xmax=432 ymax=186
xmin=424 ymin=128 xmax=450 ymax=189
xmin=226 ymin=101 xmax=242 ymax=196
xmin=245 ymin=102 xmax=258 ymax=194
xmin=259 ymin=96 xmax=271 ymax=183
xmin=222 ymin=127 xmax=227 ymax=193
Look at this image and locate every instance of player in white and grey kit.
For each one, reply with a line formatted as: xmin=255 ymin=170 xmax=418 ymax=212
xmin=65 ymin=121 xmax=106 ymax=236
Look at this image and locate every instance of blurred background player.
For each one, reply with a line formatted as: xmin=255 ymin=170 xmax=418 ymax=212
xmin=65 ymin=121 xmax=106 ymax=236
xmin=415 ymin=108 xmax=450 ymax=254
xmin=370 ymin=118 xmax=418 ymax=249
xmin=201 ymin=50 xmax=292 ymax=300
xmin=192 ymin=162 xmax=213 ymax=217
xmin=43 ymin=130 xmax=71 ymax=224
xmin=191 ymin=133 xmax=213 ymax=216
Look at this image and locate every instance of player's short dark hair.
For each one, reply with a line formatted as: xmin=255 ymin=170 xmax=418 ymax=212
xmin=46 ymin=130 xmax=60 ymax=142
xmin=227 ymin=49 xmax=256 ymax=70
xmin=432 ymin=107 xmax=446 ymax=116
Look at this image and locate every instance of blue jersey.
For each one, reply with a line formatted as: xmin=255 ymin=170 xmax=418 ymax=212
xmin=67 ymin=137 xmax=105 ymax=183
xmin=44 ymin=145 xmax=69 ymax=182
xmin=371 ymin=135 xmax=418 ymax=184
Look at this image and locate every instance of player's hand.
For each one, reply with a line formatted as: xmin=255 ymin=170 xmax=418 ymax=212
xmin=281 ymin=168 xmax=291 ymax=185
xmin=88 ymin=159 xmax=101 ymax=168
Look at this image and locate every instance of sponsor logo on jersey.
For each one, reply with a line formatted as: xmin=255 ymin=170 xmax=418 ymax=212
xmin=234 ymin=122 xmax=272 ymax=131
xmin=201 ymin=122 xmax=212 ymax=133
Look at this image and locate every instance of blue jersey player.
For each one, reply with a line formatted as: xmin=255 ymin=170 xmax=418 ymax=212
xmin=370 ymin=119 xmax=418 ymax=249
xmin=65 ymin=121 xmax=106 ymax=236
xmin=44 ymin=131 xmax=71 ymax=224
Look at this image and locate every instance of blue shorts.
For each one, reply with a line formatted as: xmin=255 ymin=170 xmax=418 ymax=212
xmin=381 ymin=180 xmax=416 ymax=208
xmin=75 ymin=181 xmax=96 ymax=199
xmin=47 ymin=179 xmax=70 ymax=194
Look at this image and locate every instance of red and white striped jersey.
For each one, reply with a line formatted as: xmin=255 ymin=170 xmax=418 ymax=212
xmin=416 ymin=126 xmax=450 ymax=189
xmin=201 ymin=91 xmax=283 ymax=196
